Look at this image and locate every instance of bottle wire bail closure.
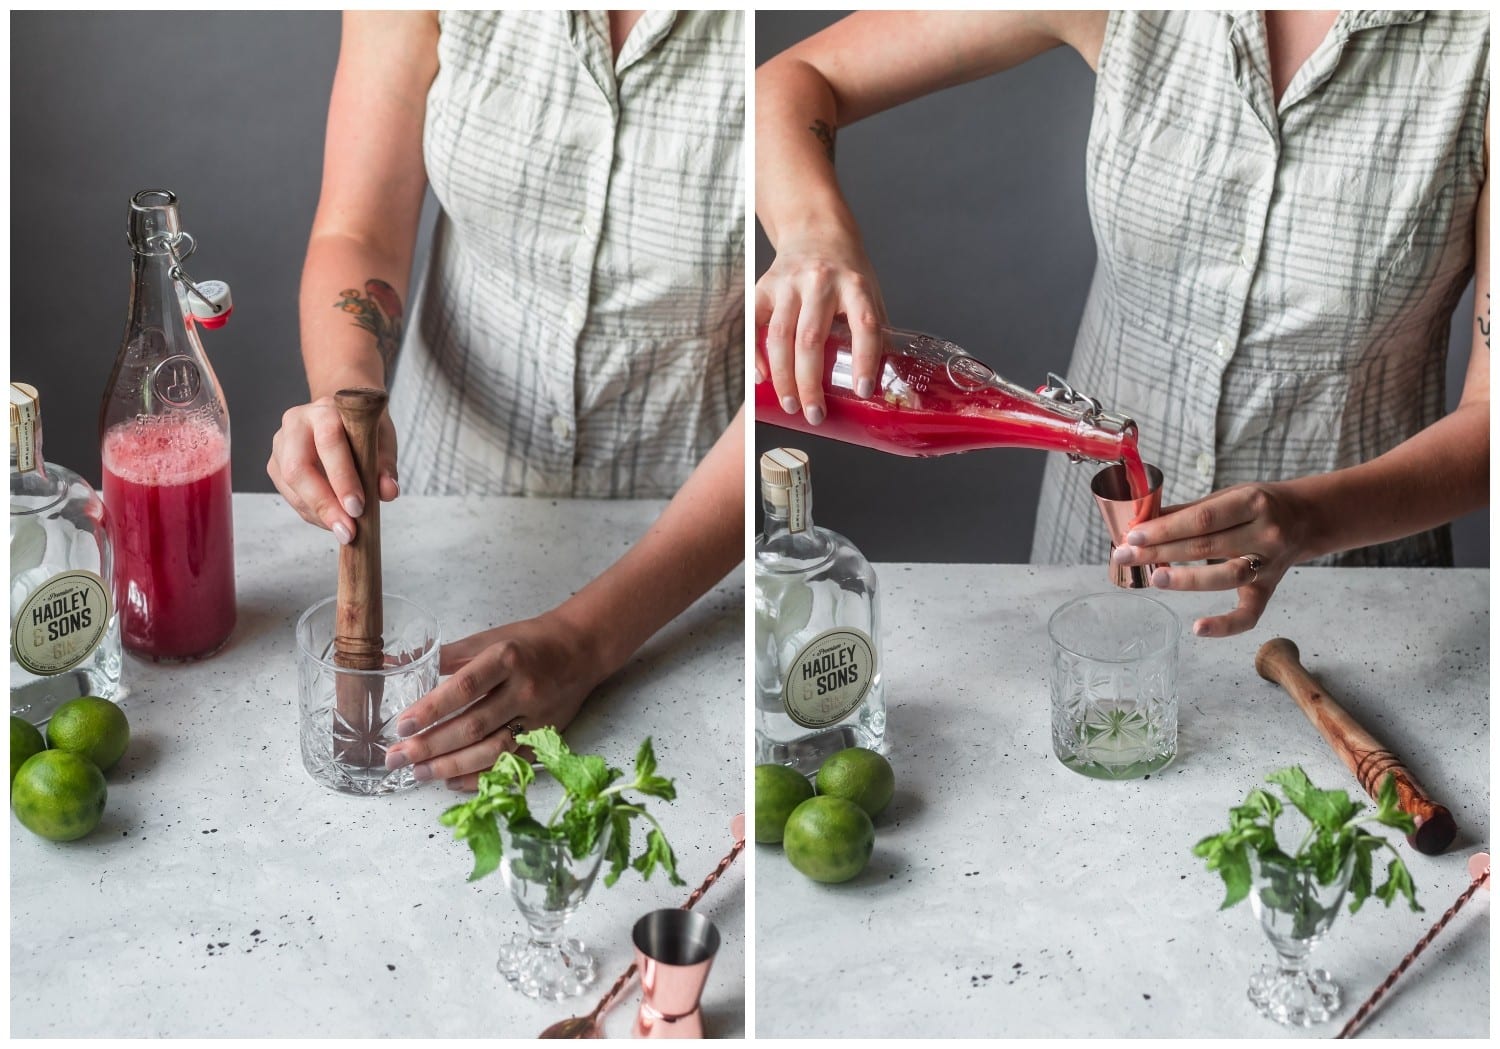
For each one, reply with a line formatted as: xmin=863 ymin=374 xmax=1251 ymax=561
xmin=153 ymin=228 xmax=233 ymax=329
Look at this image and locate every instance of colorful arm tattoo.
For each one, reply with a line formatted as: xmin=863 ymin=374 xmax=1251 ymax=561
xmin=335 ymin=279 xmax=405 ymax=374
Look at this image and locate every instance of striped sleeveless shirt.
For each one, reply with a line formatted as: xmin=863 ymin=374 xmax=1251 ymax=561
xmin=389 ymin=11 xmax=744 ymax=498
xmin=1031 ymin=10 xmax=1488 ymax=566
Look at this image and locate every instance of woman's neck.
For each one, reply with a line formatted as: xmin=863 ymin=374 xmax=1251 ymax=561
xmin=1263 ymin=10 xmax=1340 ymax=104
xmin=608 ymin=10 xmax=645 ymax=60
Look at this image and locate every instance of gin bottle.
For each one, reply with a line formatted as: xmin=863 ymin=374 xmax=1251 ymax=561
xmin=10 ymin=383 xmax=123 ymax=724
xmin=755 ymin=447 xmax=884 ymax=774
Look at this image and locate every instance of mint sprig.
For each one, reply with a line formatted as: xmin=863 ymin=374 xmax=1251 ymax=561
xmin=439 ymin=728 xmax=684 ymax=889
xmin=1193 ymin=766 xmax=1421 ymax=924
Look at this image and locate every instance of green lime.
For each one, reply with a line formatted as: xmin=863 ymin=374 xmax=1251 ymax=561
xmin=46 ymin=696 xmax=129 ymax=773
xmin=11 ymin=716 xmax=46 ymax=785
xmin=783 ymin=795 xmax=875 ymax=884
xmin=755 ymin=764 xmax=815 ymax=844
xmin=815 ymin=747 xmax=895 ymax=819
xmin=11 ymin=750 xmax=107 ymax=841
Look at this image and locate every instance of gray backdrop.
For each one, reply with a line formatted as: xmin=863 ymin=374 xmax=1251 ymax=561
xmin=9 ymin=11 xmax=1488 ymax=568
xmin=754 ymin=11 xmax=1487 ymax=567
xmin=10 ymin=11 xmax=436 ymax=500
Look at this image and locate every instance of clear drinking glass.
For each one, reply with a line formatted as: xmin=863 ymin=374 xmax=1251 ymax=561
xmin=496 ymin=817 xmax=612 ymax=1000
xmin=1247 ymin=851 xmax=1355 ymax=1026
xmin=296 ymin=593 xmax=438 ymax=796
xmin=1048 ymin=591 xmax=1179 ymax=779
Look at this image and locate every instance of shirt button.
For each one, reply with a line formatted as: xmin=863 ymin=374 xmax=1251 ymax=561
xmin=1238 ymin=248 xmax=1252 ymax=269
xmin=1214 ymin=338 xmax=1229 ymax=359
xmin=1196 ymin=452 xmax=1214 ymax=480
xmin=563 ymin=303 xmax=585 ymax=329
xmin=551 ymin=416 xmax=572 ymax=441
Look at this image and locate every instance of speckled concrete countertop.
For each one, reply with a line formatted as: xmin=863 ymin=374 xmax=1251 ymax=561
xmin=11 ymin=495 xmax=745 ymax=1038
xmin=755 ymin=564 xmax=1488 ymax=1038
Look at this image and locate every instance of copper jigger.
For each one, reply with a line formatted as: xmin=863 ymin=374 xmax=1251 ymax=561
xmin=1091 ymin=462 xmax=1164 ymax=589
xmin=631 ymin=910 xmax=721 ymax=1038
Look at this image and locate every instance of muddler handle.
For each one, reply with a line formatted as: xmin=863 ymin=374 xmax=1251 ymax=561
xmin=333 ymin=388 xmax=386 ymax=668
xmin=1255 ymin=637 xmax=1456 ymax=856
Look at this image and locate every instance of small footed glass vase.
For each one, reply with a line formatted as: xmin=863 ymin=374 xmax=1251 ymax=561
xmin=1246 ymin=851 xmax=1355 ymax=1026
xmin=495 ymin=821 xmax=612 ymax=1000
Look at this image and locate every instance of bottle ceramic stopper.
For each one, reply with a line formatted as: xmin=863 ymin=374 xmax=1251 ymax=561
xmin=759 ymin=447 xmax=810 ymax=534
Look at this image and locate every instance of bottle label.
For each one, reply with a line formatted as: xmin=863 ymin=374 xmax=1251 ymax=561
xmin=787 ymin=481 xmax=807 ymax=534
xmin=11 ymin=570 xmax=112 ymax=677
xmin=782 ymin=627 xmax=876 ymax=729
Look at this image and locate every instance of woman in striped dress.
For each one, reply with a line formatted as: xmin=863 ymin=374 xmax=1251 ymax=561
xmin=756 ymin=10 xmax=1488 ymax=637
xmin=268 ymin=11 xmax=744 ymax=789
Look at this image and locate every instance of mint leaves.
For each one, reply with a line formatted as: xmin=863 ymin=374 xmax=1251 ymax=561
xmin=439 ymin=728 xmax=684 ymax=888
xmin=1193 ymin=766 xmax=1421 ymax=921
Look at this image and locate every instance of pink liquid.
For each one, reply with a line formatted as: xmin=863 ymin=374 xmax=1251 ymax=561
xmin=102 ymin=416 xmax=236 ymax=661
xmin=1121 ymin=445 xmax=1152 ymax=508
xmin=754 ymin=326 xmax=1151 ymax=501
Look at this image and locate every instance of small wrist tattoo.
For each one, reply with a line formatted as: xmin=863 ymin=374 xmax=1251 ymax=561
xmin=1479 ymin=293 xmax=1490 ymax=350
xmin=809 ymin=118 xmax=836 ymax=163
xmin=335 ymin=279 xmax=405 ymax=374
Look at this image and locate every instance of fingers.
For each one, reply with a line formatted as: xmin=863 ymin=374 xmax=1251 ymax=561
xmin=267 ymin=402 xmax=355 ymax=542
xmin=794 ymin=286 xmax=837 ymax=425
xmin=752 ymin=280 xmax=773 ymax=384
xmin=310 ymin=409 xmax=366 ymax=520
xmin=764 ymin=286 xmax=802 ymax=417
xmin=1116 ymin=490 xmax=1269 ymax=568
xmin=845 ymin=284 xmax=883 ymax=400
xmin=1191 ymin=584 xmax=1273 ymax=638
xmin=759 ymin=250 xmax=886 ymax=423
xmin=378 ymin=412 xmax=400 ymax=502
xmin=385 ymin=694 xmax=519 ymax=778
xmin=1147 ymin=557 xmax=1260 ymax=592
xmin=399 ymin=639 xmax=514 ymax=733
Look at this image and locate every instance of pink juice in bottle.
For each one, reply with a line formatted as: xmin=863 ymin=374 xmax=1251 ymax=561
xmin=102 ymin=415 xmax=236 ymax=661
xmin=754 ymin=323 xmax=1151 ymax=498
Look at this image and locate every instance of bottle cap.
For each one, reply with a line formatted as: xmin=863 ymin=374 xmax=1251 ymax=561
xmin=187 ymin=280 xmax=233 ymax=329
xmin=759 ymin=447 xmax=810 ymax=490
xmin=760 ymin=448 xmax=810 ymax=531
xmin=10 ymin=382 xmax=39 ymax=472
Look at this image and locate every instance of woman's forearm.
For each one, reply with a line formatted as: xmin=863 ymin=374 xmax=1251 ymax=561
xmin=551 ymin=405 xmax=746 ymax=678
xmin=756 ymin=12 xmax=1087 ymax=249
xmin=297 ymin=10 xmax=436 ymax=401
xmin=299 ymin=232 xmax=416 ymax=398
xmin=1287 ymin=400 xmax=1488 ymax=560
xmin=755 ymin=57 xmax=860 ymax=248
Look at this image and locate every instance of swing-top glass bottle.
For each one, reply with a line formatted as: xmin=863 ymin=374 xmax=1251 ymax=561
xmin=100 ymin=189 xmax=236 ymax=662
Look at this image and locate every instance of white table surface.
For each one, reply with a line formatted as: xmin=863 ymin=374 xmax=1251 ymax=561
xmin=754 ymin=563 xmax=1489 ymax=1038
xmin=11 ymin=494 xmax=746 ymax=1038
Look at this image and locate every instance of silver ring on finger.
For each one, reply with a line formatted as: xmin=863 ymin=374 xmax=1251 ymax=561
xmin=503 ymin=718 xmax=525 ymax=741
xmin=1238 ymin=553 xmax=1265 ymax=584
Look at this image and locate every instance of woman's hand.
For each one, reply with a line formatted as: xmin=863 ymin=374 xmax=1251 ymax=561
xmin=382 ymin=612 xmax=608 ymax=792
xmin=754 ymin=230 xmax=887 ymax=425
xmin=1110 ymin=481 xmax=1318 ymax=638
xmin=266 ymin=396 xmax=398 ymax=542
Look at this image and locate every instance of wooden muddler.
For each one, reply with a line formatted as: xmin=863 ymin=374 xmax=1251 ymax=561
xmin=333 ymin=388 xmax=387 ymax=767
xmin=1255 ymin=637 xmax=1457 ymax=856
